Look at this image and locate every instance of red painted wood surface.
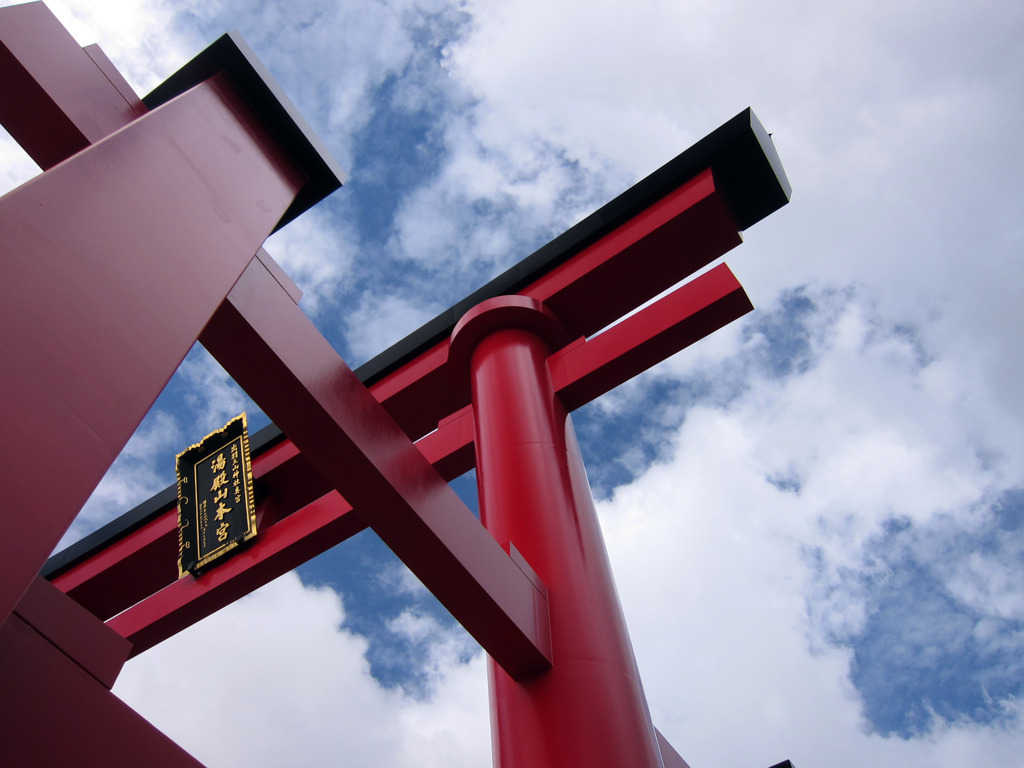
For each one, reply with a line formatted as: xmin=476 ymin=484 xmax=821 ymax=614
xmin=451 ymin=296 xmax=664 ymax=768
xmin=13 ymin=576 xmax=131 ymax=689
xmin=0 ymin=9 xmax=790 ymax=767
xmin=199 ymin=256 xmax=553 ymax=679
xmin=51 ymin=262 xmax=749 ymax=656
xmin=0 ymin=2 xmax=142 ymax=168
xmin=0 ymin=71 xmax=306 ymax=629
xmin=0 ymin=614 xmax=206 ymax=766
xmin=369 ymin=168 xmax=741 ymax=440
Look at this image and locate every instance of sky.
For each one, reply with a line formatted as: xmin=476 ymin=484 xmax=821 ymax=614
xmin=2 ymin=0 xmax=1023 ymax=766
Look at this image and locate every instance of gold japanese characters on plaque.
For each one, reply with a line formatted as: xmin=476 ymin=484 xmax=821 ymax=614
xmin=175 ymin=414 xmax=258 ymax=577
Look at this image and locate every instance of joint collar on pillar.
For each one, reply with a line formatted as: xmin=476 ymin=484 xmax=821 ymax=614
xmin=448 ymin=295 xmax=573 ymax=396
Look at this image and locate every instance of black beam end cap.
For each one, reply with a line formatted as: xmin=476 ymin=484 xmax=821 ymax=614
xmin=142 ymin=30 xmax=346 ymax=232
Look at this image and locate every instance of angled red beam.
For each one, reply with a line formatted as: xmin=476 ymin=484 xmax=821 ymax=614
xmin=14 ymin=575 xmax=131 ymax=690
xmin=368 ymin=168 xmax=741 ymax=440
xmin=46 ymin=128 xmax=766 ymax=625
xmin=0 ymin=1 xmax=142 ymax=169
xmin=54 ymin=264 xmax=748 ymax=630
xmin=101 ymin=408 xmax=481 ymax=652
xmin=53 ymin=407 xmax=473 ymax=625
xmin=83 ymin=43 xmax=148 ymax=114
xmin=0 ymin=72 xmax=306 ymax=628
xmin=199 ymin=256 xmax=553 ymax=680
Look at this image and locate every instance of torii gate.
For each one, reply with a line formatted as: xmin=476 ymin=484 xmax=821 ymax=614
xmin=0 ymin=3 xmax=792 ymax=766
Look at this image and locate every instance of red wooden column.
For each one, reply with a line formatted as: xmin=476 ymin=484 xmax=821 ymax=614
xmin=0 ymin=3 xmax=342 ymax=628
xmin=450 ymin=296 xmax=664 ymax=768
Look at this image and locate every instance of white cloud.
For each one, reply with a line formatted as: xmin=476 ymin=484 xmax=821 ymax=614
xmin=441 ymin=0 xmax=1024 ymax=455
xmin=43 ymin=0 xmax=200 ymax=92
xmin=177 ymin=346 xmax=263 ymax=434
xmin=114 ymin=573 xmax=491 ymax=768
xmin=264 ymin=207 xmax=355 ymax=315
xmin=342 ymin=292 xmax=440 ymax=364
xmin=597 ymin=289 xmax=1024 ymax=765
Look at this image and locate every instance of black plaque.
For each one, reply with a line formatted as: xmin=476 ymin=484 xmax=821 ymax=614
xmin=176 ymin=413 xmax=257 ymax=576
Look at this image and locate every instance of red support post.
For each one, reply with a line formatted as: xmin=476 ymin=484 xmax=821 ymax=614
xmin=0 ymin=1 xmax=143 ymax=169
xmin=450 ymin=296 xmax=665 ymax=768
xmin=0 ymin=612 xmax=206 ymax=766
xmin=0 ymin=72 xmax=307 ymax=628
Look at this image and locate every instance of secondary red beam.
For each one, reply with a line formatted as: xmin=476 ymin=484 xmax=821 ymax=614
xmin=49 ymin=147 xmax=746 ymax=660
xmin=50 ymin=164 xmax=741 ymax=625
xmin=55 ymin=264 xmax=748 ymax=655
xmin=199 ymin=255 xmax=553 ymax=680
xmin=551 ymin=262 xmax=752 ymax=410
xmin=108 ymin=491 xmax=364 ymax=657
xmin=369 ymin=168 xmax=742 ymax=440
xmin=85 ymin=407 xmax=477 ymax=656
xmin=52 ymin=404 xmax=476 ymax=624
xmin=52 ymin=437 xmax=330 ymax=619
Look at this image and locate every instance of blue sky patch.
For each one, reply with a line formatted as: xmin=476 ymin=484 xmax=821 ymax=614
xmin=836 ymin=504 xmax=1024 ymax=737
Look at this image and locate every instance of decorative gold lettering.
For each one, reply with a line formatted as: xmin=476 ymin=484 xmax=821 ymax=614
xmin=211 ymin=471 xmax=228 ymax=492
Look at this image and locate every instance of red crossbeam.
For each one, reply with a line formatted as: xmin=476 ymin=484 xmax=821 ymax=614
xmin=197 ymin=255 xmax=555 ymax=679
xmin=56 ymin=261 xmax=750 ymax=654
xmin=369 ymin=168 xmax=741 ymax=440
xmin=49 ymin=159 xmax=748 ymax=666
xmin=0 ymin=1 xmax=143 ymax=168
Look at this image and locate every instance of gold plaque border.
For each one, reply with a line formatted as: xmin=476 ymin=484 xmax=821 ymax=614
xmin=176 ymin=413 xmax=258 ymax=578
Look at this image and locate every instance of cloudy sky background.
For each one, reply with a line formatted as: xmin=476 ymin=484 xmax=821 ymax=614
xmin=3 ymin=0 xmax=1023 ymax=765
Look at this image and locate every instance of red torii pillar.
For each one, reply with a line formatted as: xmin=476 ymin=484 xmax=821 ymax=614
xmin=451 ymin=297 xmax=664 ymax=767
xmin=0 ymin=3 xmax=342 ymax=763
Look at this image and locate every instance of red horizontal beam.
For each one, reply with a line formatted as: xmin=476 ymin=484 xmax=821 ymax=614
xmin=55 ymin=264 xmax=747 ymax=655
xmin=368 ymin=168 xmax=741 ymax=440
xmin=51 ymin=437 xmax=331 ymax=619
xmin=108 ymin=491 xmax=364 ymax=657
xmin=550 ymin=262 xmax=752 ymax=410
xmin=77 ymin=412 xmax=478 ymax=653
xmin=50 ymin=401 xmax=477 ymax=623
xmin=54 ymin=167 xmax=746 ymax=666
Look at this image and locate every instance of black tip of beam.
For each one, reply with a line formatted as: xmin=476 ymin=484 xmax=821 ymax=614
xmin=142 ymin=30 xmax=346 ymax=232
xmin=355 ymin=107 xmax=791 ymax=385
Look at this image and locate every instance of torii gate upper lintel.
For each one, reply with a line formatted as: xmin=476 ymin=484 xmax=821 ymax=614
xmin=0 ymin=4 xmax=792 ymax=767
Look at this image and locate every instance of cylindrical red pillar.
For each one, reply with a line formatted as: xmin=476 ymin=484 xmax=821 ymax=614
xmin=450 ymin=297 xmax=664 ymax=768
